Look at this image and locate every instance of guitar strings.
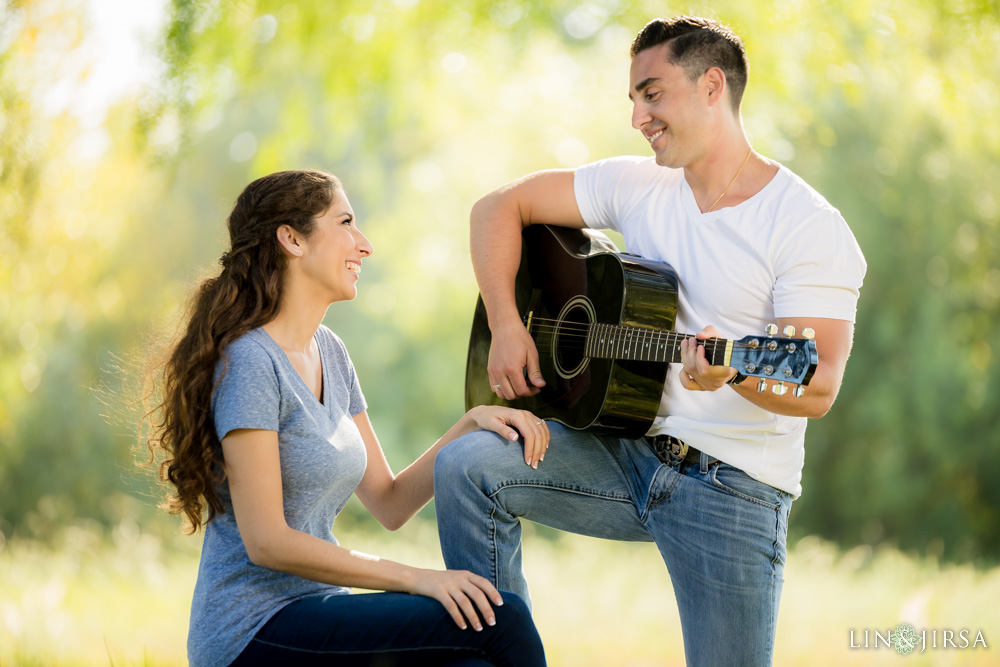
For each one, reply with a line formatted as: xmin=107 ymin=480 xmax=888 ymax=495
xmin=527 ymin=332 xmax=807 ymax=380
xmin=528 ymin=336 xmax=715 ymax=359
xmin=527 ymin=316 xmax=767 ymax=341
xmin=526 ymin=329 xmax=749 ymax=355
xmin=522 ymin=316 xmax=804 ymax=351
xmin=527 ymin=336 xmax=746 ymax=368
xmin=528 ymin=331 xmax=726 ymax=358
xmin=527 ymin=321 xmax=688 ymax=340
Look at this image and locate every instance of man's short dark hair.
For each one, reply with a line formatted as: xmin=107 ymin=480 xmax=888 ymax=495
xmin=631 ymin=16 xmax=748 ymax=113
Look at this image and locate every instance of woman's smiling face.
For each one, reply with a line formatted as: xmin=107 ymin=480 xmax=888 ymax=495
xmin=300 ymin=193 xmax=374 ymax=303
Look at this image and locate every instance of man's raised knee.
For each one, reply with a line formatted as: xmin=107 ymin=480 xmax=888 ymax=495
xmin=436 ymin=430 xmax=491 ymax=479
xmin=435 ymin=429 xmax=519 ymax=488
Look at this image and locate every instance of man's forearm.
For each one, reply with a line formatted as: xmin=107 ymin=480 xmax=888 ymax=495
xmin=470 ymin=191 xmax=526 ymax=330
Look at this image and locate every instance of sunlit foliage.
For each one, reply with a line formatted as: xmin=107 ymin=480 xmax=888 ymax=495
xmin=1 ymin=0 xmax=999 ymax=564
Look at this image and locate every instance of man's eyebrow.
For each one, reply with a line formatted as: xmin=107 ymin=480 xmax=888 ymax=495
xmin=628 ymin=77 xmax=660 ymax=101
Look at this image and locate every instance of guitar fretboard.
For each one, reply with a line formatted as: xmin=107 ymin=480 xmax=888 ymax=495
xmin=585 ymin=323 xmax=730 ymax=365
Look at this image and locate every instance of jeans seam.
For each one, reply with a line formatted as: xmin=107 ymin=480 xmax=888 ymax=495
xmin=770 ymin=505 xmax=784 ymax=572
xmin=488 ymin=501 xmax=500 ymax=587
xmin=642 ymin=464 xmax=680 ymax=519
xmin=765 ymin=504 xmax=784 ymax=664
xmin=486 ymin=480 xmax=632 ymax=502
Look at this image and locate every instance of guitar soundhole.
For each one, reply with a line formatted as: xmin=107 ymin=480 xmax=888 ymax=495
xmin=552 ymin=296 xmax=594 ymax=380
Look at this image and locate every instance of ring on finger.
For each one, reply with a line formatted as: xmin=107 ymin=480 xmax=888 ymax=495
xmin=493 ymin=384 xmax=502 ymax=392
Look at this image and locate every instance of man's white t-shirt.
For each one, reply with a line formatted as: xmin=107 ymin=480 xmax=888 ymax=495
xmin=574 ymin=155 xmax=866 ymax=497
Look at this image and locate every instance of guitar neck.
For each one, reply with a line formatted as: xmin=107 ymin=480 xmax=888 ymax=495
xmin=585 ymin=323 xmax=732 ymax=366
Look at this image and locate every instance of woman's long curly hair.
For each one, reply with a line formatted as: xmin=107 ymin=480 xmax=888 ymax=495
xmin=144 ymin=169 xmax=343 ymax=533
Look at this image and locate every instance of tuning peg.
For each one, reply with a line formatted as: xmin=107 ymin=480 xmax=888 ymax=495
xmin=802 ymin=327 xmax=815 ymax=340
xmin=772 ymin=381 xmax=787 ymax=396
xmin=757 ymin=379 xmax=768 ymax=393
xmin=782 ymin=325 xmax=796 ymax=337
xmin=794 ymin=385 xmax=806 ymax=398
xmin=765 ymin=323 xmax=778 ymax=336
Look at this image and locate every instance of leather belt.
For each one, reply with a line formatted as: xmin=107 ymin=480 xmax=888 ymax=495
xmin=648 ymin=434 xmax=718 ymax=468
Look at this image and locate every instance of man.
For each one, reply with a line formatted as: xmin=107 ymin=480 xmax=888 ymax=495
xmin=434 ymin=16 xmax=865 ymax=666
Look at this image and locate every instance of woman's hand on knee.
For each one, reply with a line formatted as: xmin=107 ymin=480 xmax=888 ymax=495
xmin=467 ymin=406 xmax=550 ymax=469
xmin=409 ymin=568 xmax=504 ymax=631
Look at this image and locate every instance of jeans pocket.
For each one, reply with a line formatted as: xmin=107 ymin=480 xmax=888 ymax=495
xmin=709 ymin=463 xmax=784 ymax=511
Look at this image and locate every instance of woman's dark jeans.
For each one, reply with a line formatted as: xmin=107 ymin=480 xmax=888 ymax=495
xmin=229 ymin=590 xmax=545 ymax=666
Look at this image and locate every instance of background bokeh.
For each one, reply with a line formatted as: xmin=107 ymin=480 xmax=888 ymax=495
xmin=2 ymin=0 xmax=999 ymax=664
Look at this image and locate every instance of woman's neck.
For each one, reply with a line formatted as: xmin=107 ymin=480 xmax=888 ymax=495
xmin=262 ymin=283 xmax=330 ymax=354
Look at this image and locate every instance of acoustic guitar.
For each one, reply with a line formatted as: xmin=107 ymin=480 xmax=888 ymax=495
xmin=465 ymin=225 xmax=818 ymax=437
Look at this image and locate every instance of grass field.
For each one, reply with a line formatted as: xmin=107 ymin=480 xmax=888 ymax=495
xmin=1 ymin=520 xmax=997 ymax=666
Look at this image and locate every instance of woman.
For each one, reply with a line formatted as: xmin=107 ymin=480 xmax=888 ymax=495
xmin=145 ymin=170 xmax=549 ymax=666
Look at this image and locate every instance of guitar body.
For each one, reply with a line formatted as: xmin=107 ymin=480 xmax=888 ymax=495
xmin=465 ymin=225 xmax=679 ymax=437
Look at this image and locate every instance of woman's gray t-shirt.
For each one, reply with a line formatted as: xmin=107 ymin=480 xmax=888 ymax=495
xmin=187 ymin=325 xmax=368 ymax=667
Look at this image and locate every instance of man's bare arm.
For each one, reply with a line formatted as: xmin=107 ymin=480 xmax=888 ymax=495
xmin=470 ymin=169 xmax=585 ymax=399
xmin=679 ymin=317 xmax=855 ymax=419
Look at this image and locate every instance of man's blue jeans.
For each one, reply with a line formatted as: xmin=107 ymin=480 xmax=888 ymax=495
xmin=434 ymin=423 xmax=793 ymax=666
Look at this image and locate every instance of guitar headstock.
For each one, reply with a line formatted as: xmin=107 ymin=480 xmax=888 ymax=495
xmin=731 ymin=325 xmax=818 ymax=396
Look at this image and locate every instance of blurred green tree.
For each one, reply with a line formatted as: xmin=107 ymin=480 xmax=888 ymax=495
xmin=1 ymin=0 xmax=998 ymax=562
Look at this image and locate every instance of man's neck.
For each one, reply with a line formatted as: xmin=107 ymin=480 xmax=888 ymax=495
xmin=682 ymin=125 xmax=748 ymax=189
xmin=683 ymin=130 xmax=776 ymax=213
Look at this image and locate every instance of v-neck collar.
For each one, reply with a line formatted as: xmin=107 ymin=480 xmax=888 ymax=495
xmin=255 ymin=327 xmax=328 ymax=407
xmin=680 ymin=163 xmax=786 ymax=220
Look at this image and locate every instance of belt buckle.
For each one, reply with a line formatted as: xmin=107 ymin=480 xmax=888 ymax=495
xmin=653 ymin=435 xmax=689 ymax=467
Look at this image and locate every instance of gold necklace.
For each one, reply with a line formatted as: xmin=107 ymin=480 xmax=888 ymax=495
xmin=707 ymin=147 xmax=753 ymax=212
